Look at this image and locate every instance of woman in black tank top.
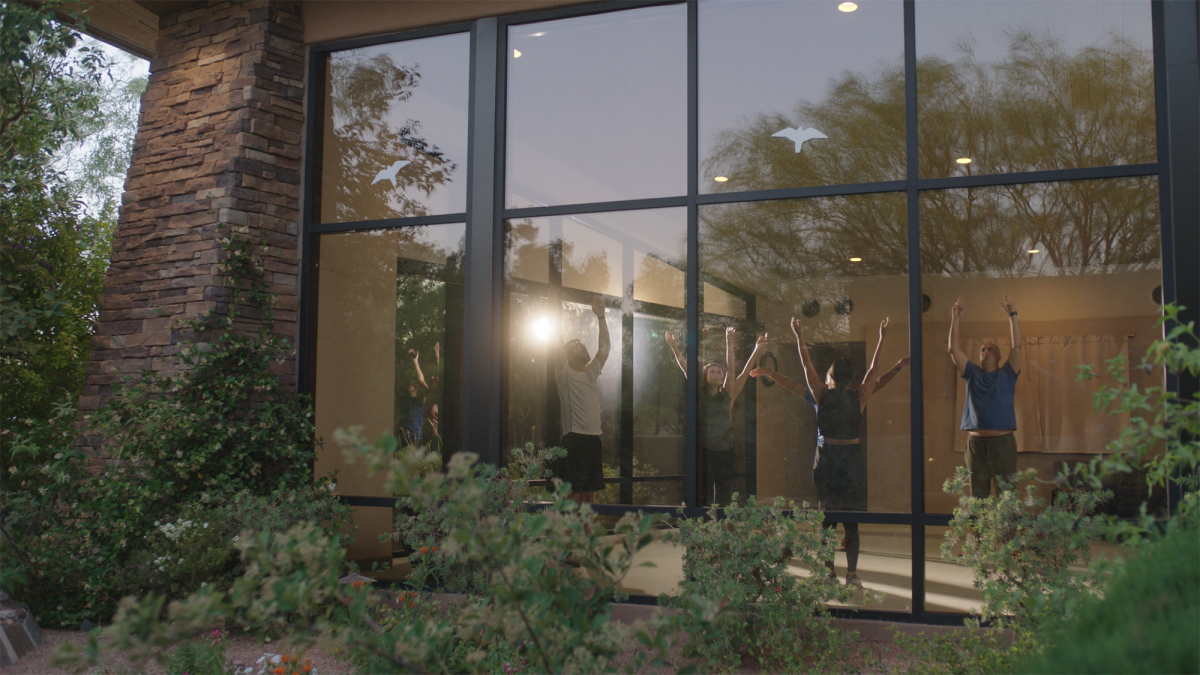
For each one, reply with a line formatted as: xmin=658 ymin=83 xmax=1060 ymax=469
xmin=751 ymin=316 xmax=908 ymax=588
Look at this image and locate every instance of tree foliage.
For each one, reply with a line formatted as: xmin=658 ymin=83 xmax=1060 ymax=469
xmin=0 ymin=2 xmax=119 ymax=443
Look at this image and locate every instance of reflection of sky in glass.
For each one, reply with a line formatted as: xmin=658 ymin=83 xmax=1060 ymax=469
xmin=506 ymin=6 xmax=687 ymax=208
xmin=324 ymin=33 xmax=469 ymax=220
xmin=699 ymin=0 xmax=904 ymax=191
xmin=916 ymin=0 xmax=1151 ymax=61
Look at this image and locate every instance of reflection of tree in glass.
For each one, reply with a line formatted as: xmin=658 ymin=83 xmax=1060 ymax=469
xmin=327 ymin=52 xmax=457 ymax=221
xmin=703 ymin=32 xmax=1157 ymax=281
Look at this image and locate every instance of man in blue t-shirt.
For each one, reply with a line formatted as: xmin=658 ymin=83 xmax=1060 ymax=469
xmin=948 ymin=293 xmax=1023 ymax=498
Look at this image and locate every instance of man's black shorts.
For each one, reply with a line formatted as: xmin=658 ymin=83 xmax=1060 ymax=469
xmin=552 ymin=432 xmax=606 ymax=493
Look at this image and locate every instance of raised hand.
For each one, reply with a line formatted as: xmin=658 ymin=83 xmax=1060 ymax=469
xmin=756 ymin=333 xmax=768 ymax=347
xmin=999 ymin=293 xmax=1015 ymax=315
xmin=790 ymin=317 xmax=804 ymax=339
xmin=749 ymin=367 xmax=771 ymax=378
xmin=879 ymin=317 xmax=890 ymax=337
xmin=664 ymin=330 xmax=678 ymax=349
xmin=896 ymin=356 xmax=910 ymax=369
xmin=951 ymin=296 xmax=965 ymax=319
xmin=408 ymin=348 xmax=419 ymax=361
xmin=591 ymin=293 xmax=605 ymax=316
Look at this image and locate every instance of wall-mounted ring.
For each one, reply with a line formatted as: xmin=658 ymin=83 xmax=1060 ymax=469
xmin=758 ymin=351 xmax=777 ymax=387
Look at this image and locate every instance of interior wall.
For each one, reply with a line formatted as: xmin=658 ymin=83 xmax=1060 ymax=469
xmin=314 ymin=231 xmax=399 ymax=561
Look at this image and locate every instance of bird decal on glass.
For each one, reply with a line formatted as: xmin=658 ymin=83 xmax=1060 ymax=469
xmin=371 ymin=160 xmax=411 ymax=188
xmin=772 ymin=127 xmax=827 ymax=153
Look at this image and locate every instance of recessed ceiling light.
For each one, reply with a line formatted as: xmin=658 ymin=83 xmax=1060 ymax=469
xmin=1028 ymin=249 xmax=1040 ymax=254
xmin=838 ymin=2 xmax=858 ymax=11
xmin=513 ymin=49 xmax=522 ymax=58
xmin=714 ymin=176 xmax=729 ymax=182
xmin=849 ymin=257 xmax=863 ymax=262
xmin=531 ymin=32 xmax=546 ymax=36
xmin=956 ymin=157 xmax=972 ymax=164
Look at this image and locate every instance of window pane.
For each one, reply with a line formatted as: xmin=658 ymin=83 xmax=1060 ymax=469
xmin=699 ymin=193 xmax=911 ymax=512
xmin=916 ymin=1 xmax=1155 ymax=179
xmin=322 ymin=34 xmax=470 ymax=223
xmin=920 ymin=177 xmax=1163 ymax=514
xmin=700 ymin=0 xmax=905 ymax=193
xmin=503 ymin=208 xmax=687 ymax=506
xmin=506 ymin=6 xmax=687 ymax=208
xmin=314 ymin=224 xmax=465 ymax=560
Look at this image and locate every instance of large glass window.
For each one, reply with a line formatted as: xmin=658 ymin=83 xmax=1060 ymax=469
xmin=505 ymin=6 xmax=687 ymax=208
xmin=699 ymin=0 xmax=905 ymax=193
xmin=916 ymin=0 xmax=1155 ymax=179
xmin=919 ymin=176 xmax=1162 ymax=514
xmin=313 ymin=224 xmax=465 ymax=561
xmin=699 ymin=194 xmax=912 ymax=511
xmin=321 ymin=34 xmax=470 ymax=223
xmin=503 ymin=208 xmax=687 ymax=505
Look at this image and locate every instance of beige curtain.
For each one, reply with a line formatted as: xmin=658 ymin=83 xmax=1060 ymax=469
xmin=953 ymin=335 xmax=1128 ymax=454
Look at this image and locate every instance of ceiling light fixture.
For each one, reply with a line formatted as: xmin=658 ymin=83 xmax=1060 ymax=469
xmin=531 ymin=32 xmax=546 ymax=36
xmin=714 ymin=176 xmax=729 ymax=182
xmin=849 ymin=257 xmax=863 ymax=262
xmin=513 ymin=49 xmax=522 ymax=58
xmin=838 ymin=2 xmax=858 ymax=11
xmin=1028 ymin=249 xmax=1040 ymax=254
xmin=956 ymin=157 xmax=972 ymax=164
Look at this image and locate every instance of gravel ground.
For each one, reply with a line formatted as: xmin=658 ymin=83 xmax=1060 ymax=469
xmin=0 ymin=630 xmax=355 ymax=675
xmin=1 ymin=612 xmax=948 ymax=674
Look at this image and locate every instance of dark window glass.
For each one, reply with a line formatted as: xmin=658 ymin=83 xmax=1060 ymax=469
xmin=919 ymin=177 xmax=1163 ymax=514
xmin=916 ymin=1 xmax=1155 ymax=179
xmin=313 ymin=224 xmax=466 ymax=561
xmin=699 ymin=193 xmax=911 ymax=512
xmin=503 ymin=208 xmax=687 ymax=505
xmin=699 ymin=0 xmax=906 ymax=193
xmin=321 ymin=34 xmax=470 ymax=223
xmin=506 ymin=6 xmax=687 ymax=208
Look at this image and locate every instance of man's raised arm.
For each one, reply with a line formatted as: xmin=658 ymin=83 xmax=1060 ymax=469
xmin=590 ymin=293 xmax=610 ymax=370
xmin=948 ymin=296 xmax=969 ymax=376
xmin=1001 ymin=293 xmax=1022 ymax=374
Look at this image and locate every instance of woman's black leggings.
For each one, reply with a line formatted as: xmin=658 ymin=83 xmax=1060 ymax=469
xmin=824 ymin=521 xmax=860 ymax=573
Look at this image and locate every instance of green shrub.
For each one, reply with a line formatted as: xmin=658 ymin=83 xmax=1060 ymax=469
xmin=165 ymin=629 xmax=229 ymax=675
xmin=941 ymin=468 xmax=1107 ymax=630
xmin=57 ymin=434 xmax=713 ymax=674
xmin=661 ymin=495 xmax=863 ymax=672
xmin=3 ymin=232 xmax=335 ymax=627
xmin=391 ymin=442 xmax=560 ymax=594
xmin=1027 ymin=525 xmax=1199 ymax=674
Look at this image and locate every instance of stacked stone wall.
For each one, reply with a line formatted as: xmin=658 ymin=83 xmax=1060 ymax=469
xmin=78 ymin=1 xmax=306 ymax=450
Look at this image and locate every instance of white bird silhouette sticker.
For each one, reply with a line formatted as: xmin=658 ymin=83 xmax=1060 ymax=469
xmin=371 ymin=160 xmax=411 ymax=187
xmin=772 ymin=127 xmax=828 ymax=153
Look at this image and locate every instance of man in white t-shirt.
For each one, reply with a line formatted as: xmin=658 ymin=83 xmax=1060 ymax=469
xmin=551 ymin=288 xmax=610 ymax=504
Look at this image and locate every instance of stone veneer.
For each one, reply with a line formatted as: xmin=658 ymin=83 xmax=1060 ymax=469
xmin=78 ymin=1 xmax=305 ymax=450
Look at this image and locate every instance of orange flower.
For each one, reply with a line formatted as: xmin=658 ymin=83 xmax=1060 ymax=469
xmin=431 ymin=546 xmax=438 ymax=553
xmin=302 ymin=665 xmax=312 ymax=673
xmin=273 ymin=668 xmax=285 ymax=675
xmin=350 ymin=580 xmax=365 ymax=589
xmin=418 ymin=546 xmax=428 ymax=555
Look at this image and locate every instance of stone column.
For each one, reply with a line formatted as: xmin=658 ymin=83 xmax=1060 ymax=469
xmin=78 ymin=1 xmax=306 ymax=449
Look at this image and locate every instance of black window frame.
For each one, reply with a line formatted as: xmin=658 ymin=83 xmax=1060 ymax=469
xmin=299 ymin=0 xmax=1200 ymax=623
